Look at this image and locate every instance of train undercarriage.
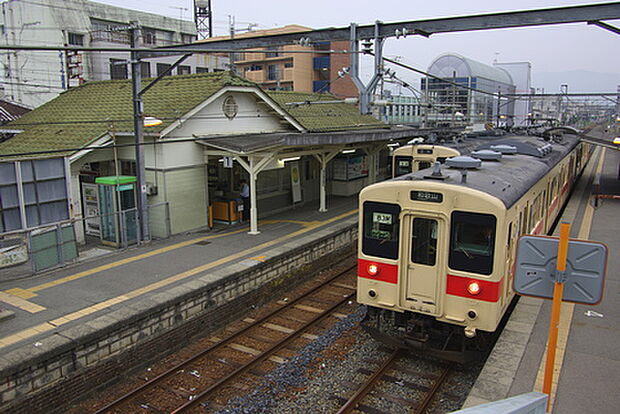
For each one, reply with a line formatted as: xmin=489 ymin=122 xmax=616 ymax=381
xmin=361 ymin=306 xmax=497 ymax=364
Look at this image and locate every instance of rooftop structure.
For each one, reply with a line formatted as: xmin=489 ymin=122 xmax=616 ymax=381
xmin=422 ymin=53 xmax=516 ymax=127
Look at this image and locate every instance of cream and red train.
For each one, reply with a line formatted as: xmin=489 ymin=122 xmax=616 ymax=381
xmin=391 ymin=144 xmax=460 ymax=177
xmin=358 ymin=133 xmax=590 ymax=360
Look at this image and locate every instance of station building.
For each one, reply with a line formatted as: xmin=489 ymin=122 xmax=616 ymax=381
xmin=0 ymin=71 xmax=418 ymax=241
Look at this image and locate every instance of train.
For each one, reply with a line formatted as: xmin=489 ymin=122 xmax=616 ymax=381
xmin=391 ymin=144 xmax=461 ymax=177
xmin=358 ymin=131 xmax=591 ymax=361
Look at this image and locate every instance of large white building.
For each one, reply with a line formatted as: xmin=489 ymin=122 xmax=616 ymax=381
xmin=494 ymin=61 xmax=532 ymax=126
xmin=421 ymin=53 xmax=516 ymax=127
xmin=0 ymin=0 xmax=228 ymax=108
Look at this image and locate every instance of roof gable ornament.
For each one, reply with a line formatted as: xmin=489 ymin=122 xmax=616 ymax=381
xmin=223 ymin=95 xmax=238 ymax=119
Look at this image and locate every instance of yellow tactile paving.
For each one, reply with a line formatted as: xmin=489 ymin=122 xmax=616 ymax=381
xmin=3 ymin=288 xmax=37 ymax=299
xmin=0 ymin=291 xmax=46 ymax=313
xmin=533 ymin=147 xmax=603 ymax=412
xmin=0 ymin=210 xmax=357 ymax=350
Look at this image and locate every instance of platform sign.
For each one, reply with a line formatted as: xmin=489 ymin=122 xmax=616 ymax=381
xmin=514 ymin=235 xmax=607 ymax=304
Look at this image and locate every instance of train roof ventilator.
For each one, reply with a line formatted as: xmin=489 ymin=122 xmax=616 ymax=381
xmin=445 ymin=156 xmax=482 ymax=184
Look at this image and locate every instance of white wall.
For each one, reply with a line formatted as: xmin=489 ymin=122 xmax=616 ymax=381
xmin=160 ymin=92 xmax=291 ymax=169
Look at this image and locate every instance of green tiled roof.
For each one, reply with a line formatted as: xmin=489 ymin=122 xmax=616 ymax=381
xmin=0 ymin=72 xmax=255 ymax=158
xmin=266 ymin=91 xmax=385 ymax=132
xmin=0 ymin=72 xmax=386 ymax=159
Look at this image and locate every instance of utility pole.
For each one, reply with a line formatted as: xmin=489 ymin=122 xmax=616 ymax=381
xmin=129 ymin=22 xmax=149 ymax=243
xmin=349 ymin=21 xmax=385 ymax=114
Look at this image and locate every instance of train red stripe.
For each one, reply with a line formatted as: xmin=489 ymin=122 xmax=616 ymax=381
xmin=357 ymin=259 xmax=398 ymax=284
xmin=446 ymin=274 xmax=502 ymax=302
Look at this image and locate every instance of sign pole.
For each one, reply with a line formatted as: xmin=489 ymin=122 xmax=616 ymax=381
xmin=542 ymin=221 xmax=570 ymax=412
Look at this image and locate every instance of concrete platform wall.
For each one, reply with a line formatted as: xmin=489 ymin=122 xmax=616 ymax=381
xmin=0 ymin=220 xmax=357 ymax=413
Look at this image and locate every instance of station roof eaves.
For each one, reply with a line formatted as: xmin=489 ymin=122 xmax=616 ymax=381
xmin=196 ymin=127 xmax=419 ymax=154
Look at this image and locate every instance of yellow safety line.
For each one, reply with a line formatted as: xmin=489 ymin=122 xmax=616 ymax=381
xmin=0 ymin=209 xmax=357 ymax=349
xmin=3 ymin=227 xmax=247 ymax=299
xmin=533 ymin=147 xmax=604 ymax=412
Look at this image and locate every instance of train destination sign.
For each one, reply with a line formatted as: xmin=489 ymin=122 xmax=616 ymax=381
xmin=514 ymin=235 xmax=607 ymax=304
xmin=373 ymin=212 xmax=393 ymax=225
xmin=410 ymin=191 xmax=443 ymax=203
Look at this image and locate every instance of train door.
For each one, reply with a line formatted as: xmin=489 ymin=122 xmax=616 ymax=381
xmin=401 ymin=213 xmax=444 ymax=316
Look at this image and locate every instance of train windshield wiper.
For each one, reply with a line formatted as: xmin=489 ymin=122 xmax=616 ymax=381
xmin=456 ymin=245 xmax=474 ymax=259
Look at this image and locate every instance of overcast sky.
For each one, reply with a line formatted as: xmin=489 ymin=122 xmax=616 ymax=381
xmin=93 ymin=0 xmax=620 ymax=91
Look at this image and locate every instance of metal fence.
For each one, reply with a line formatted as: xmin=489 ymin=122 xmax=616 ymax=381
xmin=0 ymin=202 xmax=170 ymax=279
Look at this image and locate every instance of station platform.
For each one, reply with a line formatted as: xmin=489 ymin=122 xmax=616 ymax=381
xmin=0 ymin=196 xmax=358 ymax=354
xmin=0 ymin=194 xmax=360 ymax=412
xmin=464 ymin=145 xmax=620 ymax=413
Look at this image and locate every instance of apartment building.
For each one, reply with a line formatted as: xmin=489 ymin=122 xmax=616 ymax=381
xmin=203 ymin=25 xmax=357 ymax=97
xmin=0 ymin=0 xmax=228 ymax=108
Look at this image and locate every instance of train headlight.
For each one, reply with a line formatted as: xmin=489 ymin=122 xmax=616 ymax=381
xmin=367 ymin=263 xmax=379 ymax=276
xmin=467 ymin=281 xmax=482 ymax=296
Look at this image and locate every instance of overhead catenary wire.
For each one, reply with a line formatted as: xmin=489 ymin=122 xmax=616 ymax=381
xmin=379 ymin=55 xmax=619 ymax=103
xmin=0 ymin=44 xmax=359 ymax=55
xmin=378 ymin=54 xmax=505 ymax=100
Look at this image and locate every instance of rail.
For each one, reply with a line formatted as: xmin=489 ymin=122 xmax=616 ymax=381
xmin=94 ymin=264 xmax=357 ymax=413
xmin=336 ymin=349 xmax=453 ymax=414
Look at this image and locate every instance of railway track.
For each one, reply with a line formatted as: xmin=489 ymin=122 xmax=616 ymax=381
xmin=336 ymin=349 xmax=457 ymax=414
xmin=92 ymin=264 xmax=358 ymax=413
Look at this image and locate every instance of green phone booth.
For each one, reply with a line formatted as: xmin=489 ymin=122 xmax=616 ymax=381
xmin=95 ymin=176 xmax=138 ymax=247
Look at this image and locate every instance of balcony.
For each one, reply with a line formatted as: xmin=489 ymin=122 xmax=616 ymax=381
xmin=245 ymin=70 xmax=265 ymax=82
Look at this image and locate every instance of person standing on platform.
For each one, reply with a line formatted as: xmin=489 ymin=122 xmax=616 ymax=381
xmin=240 ymin=179 xmax=250 ymax=222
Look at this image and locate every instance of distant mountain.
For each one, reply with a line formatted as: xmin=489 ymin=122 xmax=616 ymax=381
xmin=532 ymin=70 xmax=619 ymax=94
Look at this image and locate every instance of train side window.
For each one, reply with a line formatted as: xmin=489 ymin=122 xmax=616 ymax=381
xmin=411 ymin=218 xmax=437 ymax=266
xmin=449 ymin=211 xmax=496 ymax=275
xmin=362 ymin=201 xmax=401 ymax=260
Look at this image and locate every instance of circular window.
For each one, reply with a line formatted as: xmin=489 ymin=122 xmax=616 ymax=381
xmin=222 ymin=96 xmax=238 ymax=119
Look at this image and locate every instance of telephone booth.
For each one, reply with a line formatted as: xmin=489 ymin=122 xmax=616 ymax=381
xmin=95 ymin=176 xmax=138 ymax=247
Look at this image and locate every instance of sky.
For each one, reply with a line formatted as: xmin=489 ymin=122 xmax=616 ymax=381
xmin=93 ymin=0 xmax=620 ymax=92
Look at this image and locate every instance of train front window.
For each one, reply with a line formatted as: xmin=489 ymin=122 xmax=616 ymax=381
xmin=411 ymin=218 xmax=437 ymax=266
xmin=394 ymin=156 xmax=412 ymax=176
xmin=449 ymin=211 xmax=496 ymax=275
xmin=362 ymin=202 xmax=400 ymax=259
